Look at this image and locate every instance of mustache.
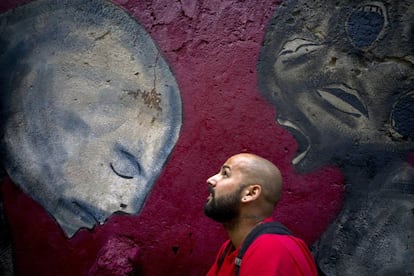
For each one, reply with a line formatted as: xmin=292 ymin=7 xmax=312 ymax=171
xmin=208 ymin=186 xmax=214 ymax=196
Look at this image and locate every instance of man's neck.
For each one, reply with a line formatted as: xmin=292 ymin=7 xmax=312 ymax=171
xmin=224 ymin=215 xmax=267 ymax=248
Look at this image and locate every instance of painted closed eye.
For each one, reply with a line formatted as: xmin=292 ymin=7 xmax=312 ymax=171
xmin=346 ymin=2 xmax=388 ymax=49
xmin=278 ymin=38 xmax=324 ymax=60
xmin=110 ymin=144 xmax=142 ymax=179
xmin=317 ymin=84 xmax=368 ymax=118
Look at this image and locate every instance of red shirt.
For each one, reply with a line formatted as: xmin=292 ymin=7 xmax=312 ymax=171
xmin=207 ymin=226 xmax=318 ymax=275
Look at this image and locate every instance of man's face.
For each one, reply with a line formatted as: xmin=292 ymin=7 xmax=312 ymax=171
xmin=259 ymin=0 xmax=414 ymax=173
xmin=204 ymin=185 xmax=244 ymax=223
xmin=0 ymin=0 xmax=182 ymax=237
xmin=204 ymin=155 xmax=251 ymax=223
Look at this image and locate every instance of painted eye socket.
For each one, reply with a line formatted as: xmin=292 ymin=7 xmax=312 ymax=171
xmin=346 ymin=2 xmax=388 ymax=49
xmin=317 ymin=84 xmax=368 ymax=118
xmin=391 ymin=91 xmax=414 ymax=139
xmin=110 ymin=143 xmax=142 ymax=179
xmin=278 ymin=38 xmax=324 ymax=62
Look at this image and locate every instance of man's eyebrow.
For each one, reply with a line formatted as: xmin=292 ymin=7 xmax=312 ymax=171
xmin=222 ymin=165 xmax=231 ymax=170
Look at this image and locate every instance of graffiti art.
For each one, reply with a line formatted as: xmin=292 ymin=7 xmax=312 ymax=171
xmin=0 ymin=0 xmax=182 ymax=237
xmin=258 ymin=0 xmax=414 ymax=274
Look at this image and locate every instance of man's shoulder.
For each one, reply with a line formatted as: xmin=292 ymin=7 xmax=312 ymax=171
xmin=250 ymin=232 xmax=299 ymax=248
xmin=241 ymin=233 xmax=318 ymax=275
xmin=240 ymin=220 xmax=300 ymax=254
xmin=239 ymin=233 xmax=306 ymax=273
xmin=247 ymin=232 xmax=311 ymax=259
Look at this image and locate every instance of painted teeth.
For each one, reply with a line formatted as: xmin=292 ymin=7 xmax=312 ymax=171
xmin=359 ymin=5 xmax=383 ymax=16
xmin=276 ymin=118 xmax=310 ymax=165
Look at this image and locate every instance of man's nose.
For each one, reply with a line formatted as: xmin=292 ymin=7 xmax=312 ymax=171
xmin=207 ymin=174 xmax=217 ymax=187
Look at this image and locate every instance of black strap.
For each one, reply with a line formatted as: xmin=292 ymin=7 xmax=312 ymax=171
xmin=235 ymin=222 xmax=292 ymax=276
xmin=217 ymin=240 xmax=234 ymax=270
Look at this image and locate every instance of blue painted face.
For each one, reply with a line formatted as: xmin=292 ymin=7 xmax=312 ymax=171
xmin=0 ymin=0 xmax=182 ymax=237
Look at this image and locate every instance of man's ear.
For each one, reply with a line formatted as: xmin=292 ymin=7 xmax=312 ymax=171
xmin=241 ymin=185 xmax=261 ymax=203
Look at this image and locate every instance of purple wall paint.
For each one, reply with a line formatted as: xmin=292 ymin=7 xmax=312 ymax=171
xmin=0 ymin=0 xmax=344 ymax=275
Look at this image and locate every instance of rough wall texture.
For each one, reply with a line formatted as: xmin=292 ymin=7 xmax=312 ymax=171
xmin=0 ymin=0 xmax=412 ymax=275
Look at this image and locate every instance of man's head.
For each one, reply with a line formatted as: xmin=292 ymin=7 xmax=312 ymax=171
xmin=204 ymin=153 xmax=282 ymax=223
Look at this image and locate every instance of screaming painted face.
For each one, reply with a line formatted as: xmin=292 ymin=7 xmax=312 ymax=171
xmin=258 ymin=0 xmax=414 ymax=173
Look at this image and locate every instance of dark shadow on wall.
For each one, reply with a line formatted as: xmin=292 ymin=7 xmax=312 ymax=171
xmin=258 ymin=0 xmax=414 ymax=275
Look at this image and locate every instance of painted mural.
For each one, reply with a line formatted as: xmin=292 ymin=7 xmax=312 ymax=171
xmin=0 ymin=0 xmax=411 ymax=275
xmin=258 ymin=0 xmax=414 ymax=275
xmin=0 ymin=0 xmax=182 ymax=237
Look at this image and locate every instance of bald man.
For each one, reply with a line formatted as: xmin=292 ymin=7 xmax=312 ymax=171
xmin=204 ymin=153 xmax=317 ymax=275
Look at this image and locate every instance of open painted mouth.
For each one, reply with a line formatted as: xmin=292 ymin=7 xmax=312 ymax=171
xmin=277 ymin=118 xmax=310 ymax=165
xmin=346 ymin=1 xmax=388 ymax=49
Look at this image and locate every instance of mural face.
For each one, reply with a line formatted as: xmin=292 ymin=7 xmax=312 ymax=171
xmin=259 ymin=0 xmax=414 ymax=173
xmin=0 ymin=0 xmax=182 ymax=237
xmin=258 ymin=0 xmax=414 ymax=274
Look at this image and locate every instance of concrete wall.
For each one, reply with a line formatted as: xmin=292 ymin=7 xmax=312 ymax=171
xmin=0 ymin=0 xmax=412 ymax=275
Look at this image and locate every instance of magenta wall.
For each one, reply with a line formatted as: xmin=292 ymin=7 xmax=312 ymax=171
xmin=0 ymin=0 xmax=344 ymax=275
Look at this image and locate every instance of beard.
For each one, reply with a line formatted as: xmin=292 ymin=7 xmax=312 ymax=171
xmin=203 ymin=186 xmax=243 ymax=223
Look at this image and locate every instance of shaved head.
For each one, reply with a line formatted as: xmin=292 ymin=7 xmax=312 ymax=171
xmin=205 ymin=153 xmax=283 ymax=223
xmin=228 ymin=153 xmax=283 ymax=210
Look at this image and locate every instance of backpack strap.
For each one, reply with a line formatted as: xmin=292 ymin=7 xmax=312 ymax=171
xmin=235 ymin=221 xmax=292 ymax=276
xmin=217 ymin=240 xmax=234 ymax=270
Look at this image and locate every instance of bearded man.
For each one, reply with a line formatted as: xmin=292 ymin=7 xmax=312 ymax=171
xmin=204 ymin=153 xmax=317 ymax=275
